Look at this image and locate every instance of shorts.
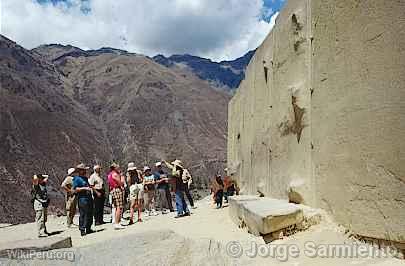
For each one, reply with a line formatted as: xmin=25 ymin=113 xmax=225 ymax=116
xmin=111 ymin=188 xmax=124 ymax=209
xmin=129 ymin=184 xmax=144 ymax=201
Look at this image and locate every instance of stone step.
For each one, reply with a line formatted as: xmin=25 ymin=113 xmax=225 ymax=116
xmin=0 ymin=237 xmax=72 ymax=258
xmin=229 ymin=196 xmax=304 ymax=236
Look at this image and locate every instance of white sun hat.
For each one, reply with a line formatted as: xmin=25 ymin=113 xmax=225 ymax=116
xmin=127 ymin=162 xmax=137 ymax=171
xmin=67 ymin=168 xmax=76 ymax=176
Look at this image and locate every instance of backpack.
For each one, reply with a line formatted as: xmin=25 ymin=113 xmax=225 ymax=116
xmin=182 ymin=169 xmax=192 ymax=183
xmin=31 ymin=185 xmax=50 ymax=207
xmin=30 ymin=186 xmax=37 ymax=204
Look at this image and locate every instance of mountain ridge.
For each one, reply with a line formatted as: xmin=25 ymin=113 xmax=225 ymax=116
xmin=33 ymin=43 xmax=255 ymax=92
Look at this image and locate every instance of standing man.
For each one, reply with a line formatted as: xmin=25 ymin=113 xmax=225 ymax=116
xmin=61 ymin=168 xmax=77 ymax=228
xmin=153 ymin=162 xmax=170 ymax=214
xmin=127 ymin=162 xmax=143 ymax=224
xmin=89 ymin=165 xmax=105 ymax=226
xmin=163 ymin=160 xmax=190 ymax=218
xmin=73 ymin=163 xmax=94 ymax=236
xmin=32 ymin=174 xmax=50 ymax=238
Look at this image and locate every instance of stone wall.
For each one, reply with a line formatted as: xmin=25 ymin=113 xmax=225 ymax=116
xmin=227 ymin=0 xmax=405 ymax=242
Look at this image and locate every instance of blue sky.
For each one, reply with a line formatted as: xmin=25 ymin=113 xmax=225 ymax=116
xmin=264 ymin=0 xmax=285 ymax=12
xmin=3 ymin=0 xmax=284 ymax=61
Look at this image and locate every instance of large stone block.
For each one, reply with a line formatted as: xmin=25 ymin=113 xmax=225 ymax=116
xmin=229 ymin=196 xmax=303 ymax=236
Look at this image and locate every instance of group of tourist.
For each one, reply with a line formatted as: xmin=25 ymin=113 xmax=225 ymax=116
xmin=31 ymin=159 xmax=199 ymax=237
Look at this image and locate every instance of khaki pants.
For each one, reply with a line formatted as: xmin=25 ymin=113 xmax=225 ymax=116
xmin=156 ymin=188 xmax=169 ymax=211
xmin=66 ymin=195 xmax=77 ymax=226
xmin=34 ymin=200 xmax=47 ymax=236
xmin=144 ymin=190 xmax=155 ymax=212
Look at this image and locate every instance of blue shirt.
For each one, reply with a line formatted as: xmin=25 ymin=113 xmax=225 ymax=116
xmin=154 ymin=171 xmax=168 ymax=190
xmin=73 ymin=175 xmax=91 ymax=199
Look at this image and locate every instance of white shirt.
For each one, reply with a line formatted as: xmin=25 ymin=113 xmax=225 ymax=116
xmin=89 ymin=172 xmax=104 ymax=190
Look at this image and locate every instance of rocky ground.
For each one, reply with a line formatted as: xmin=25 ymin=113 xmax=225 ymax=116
xmin=0 ymin=197 xmax=404 ymax=266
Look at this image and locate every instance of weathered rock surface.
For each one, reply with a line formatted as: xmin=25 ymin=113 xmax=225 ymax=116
xmin=0 ymin=237 xmax=72 ymax=258
xmin=227 ymin=0 xmax=405 ymax=243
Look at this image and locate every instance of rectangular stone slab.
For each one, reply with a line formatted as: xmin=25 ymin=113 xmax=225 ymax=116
xmin=0 ymin=237 xmax=72 ymax=258
xmin=229 ymin=196 xmax=303 ymax=235
xmin=228 ymin=195 xmax=260 ymax=225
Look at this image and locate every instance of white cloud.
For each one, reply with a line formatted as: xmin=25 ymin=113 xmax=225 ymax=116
xmin=1 ymin=0 xmax=278 ymax=61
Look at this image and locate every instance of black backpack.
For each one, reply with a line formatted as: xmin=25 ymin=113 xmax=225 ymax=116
xmin=30 ymin=186 xmax=37 ymax=204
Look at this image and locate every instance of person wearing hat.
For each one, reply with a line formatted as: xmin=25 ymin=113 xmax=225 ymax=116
xmin=73 ymin=163 xmax=94 ymax=236
xmin=153 ymin=162 xmax=171 ymax=214
xmin=163 ymin=160 xmax=190 ymax=218
xmin=32 ymin=174 xmax=50 ymax=237
xmin=89 ymin=165 xmax=105 ymax=226
xmin=143 ymin=166 xmax=158 ymax=216
xmin=127 ymin=162 xmax=144 ymax=224
xmin=107 ymin=163 xmax=125 ymax=229
xmin=61 ymin=168 xmax=77 ymax=228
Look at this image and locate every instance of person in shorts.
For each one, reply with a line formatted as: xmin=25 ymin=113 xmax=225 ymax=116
xmin=127 ymin=162 xmax=144 ymax=224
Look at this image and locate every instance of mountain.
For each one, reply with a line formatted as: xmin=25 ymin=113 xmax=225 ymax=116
xmin=0 ymin=36 xmax=112 ymax=223
xmin=153 ymin=50 xmax=255 ymax=92
xmin=0 ymin=38 xmax=229 ymax=224
xmin=44 ymin=45 xmax=230 ymax=178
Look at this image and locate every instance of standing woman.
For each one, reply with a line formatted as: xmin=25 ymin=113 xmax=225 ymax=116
xmin=108 ymin=163 xmax=125 ymax=230
xmin=72 ymin=163 xmax=94 ymax=236
xmin=32 ymin=174 xmax=50 ymax=238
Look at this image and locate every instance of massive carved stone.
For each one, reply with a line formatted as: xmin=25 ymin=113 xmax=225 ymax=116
xmin=227 ymin=0 xmax=405 ymax=243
